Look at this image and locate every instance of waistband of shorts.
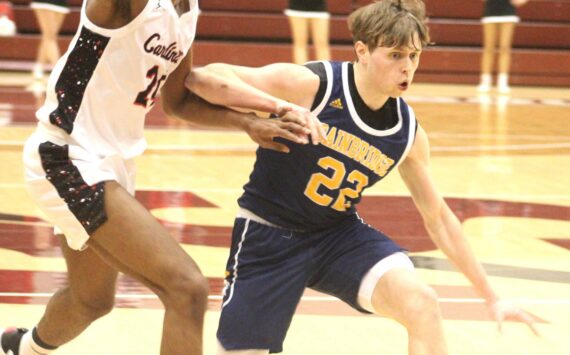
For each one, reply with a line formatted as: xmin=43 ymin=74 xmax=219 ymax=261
xmin=236 ymin=208 xmax=283 ymax=228
xmin=236 ymin=208 xmax=311 ymax=233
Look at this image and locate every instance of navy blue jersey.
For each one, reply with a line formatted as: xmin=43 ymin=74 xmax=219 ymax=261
xmin=238 ymin=61 xmax=417 ymax=231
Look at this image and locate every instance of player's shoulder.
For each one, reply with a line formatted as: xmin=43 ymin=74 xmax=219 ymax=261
xmin=85 ymin=0 xmax=149 ymax=29
xmin=261 ymin=62 xmax=321 ymax=101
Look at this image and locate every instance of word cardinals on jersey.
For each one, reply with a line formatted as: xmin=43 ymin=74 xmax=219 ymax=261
xmin=143 ymin=33 xmax=184 ymax=64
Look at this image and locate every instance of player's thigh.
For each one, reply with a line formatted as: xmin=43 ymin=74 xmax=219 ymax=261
xmin=87 ymin=181 xmax=206 ymax=299
xmin=218 ymin=219 xmax=310 ymax=352
xmin=356 ymin=252 xmax=415 ymax=313
xmin=308 ymin=218 xmax=403 ymax=312
xmin=58 ymin=234 xmax=118 ymax=308
xmin=22 ymin=137 xmax=197 ymax=297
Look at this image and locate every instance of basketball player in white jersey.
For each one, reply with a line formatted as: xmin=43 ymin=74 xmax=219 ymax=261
xmin=0 ymin=0 xmax=322 ymax=354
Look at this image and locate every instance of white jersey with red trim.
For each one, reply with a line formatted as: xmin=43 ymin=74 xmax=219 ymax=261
xmin=35 ymin=0 xmax=199 ymax=159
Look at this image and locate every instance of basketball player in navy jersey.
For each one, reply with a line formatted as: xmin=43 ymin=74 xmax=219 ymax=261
xmin=0 ymin=0 xmax=321 ymax=354
xmin=186 ymin=1 xmax=538 ymax=354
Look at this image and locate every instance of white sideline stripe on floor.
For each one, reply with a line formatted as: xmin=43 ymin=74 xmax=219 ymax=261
xmin=2 ymin=140 xmax=570 ymax=152
xmin=0 ymin=292 xmax=569 ymax=305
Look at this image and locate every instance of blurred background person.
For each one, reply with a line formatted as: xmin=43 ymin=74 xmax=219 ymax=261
xmin=30 ymin=0 xmax=69 ymax=83
xmin=478 ymin=0 xmax=529 ymax=94
xmin=284 ymin=0 xmax=331 ymax=64
xmin=0 ymin=1 xmax=16 ymax=36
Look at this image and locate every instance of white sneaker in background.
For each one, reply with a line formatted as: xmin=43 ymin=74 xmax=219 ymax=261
xmin=26 ymin=80 xmax=46 ymax=94
xmin=33 ymin=63 xmax=44 ymax=80
xmin=477 ymin=82 xmax=491 ymax=93
xmin=497 ymin=84 xmax=511 ymax=94
xmin=477 ymin=73 xmax=492 ymax=93
xmin=497 ymin=73 xmax=511 ymax=94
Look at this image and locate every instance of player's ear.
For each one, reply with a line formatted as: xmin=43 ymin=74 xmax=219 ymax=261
xmin=354 ymin=41 xmax=369 ymax=64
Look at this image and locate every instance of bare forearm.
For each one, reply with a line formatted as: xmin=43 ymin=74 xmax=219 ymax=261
xmin=165 ymin=90 xmax=255 ymax=130
xmin=185 ymin=68 xmax=284 ymax=114
xmin=425 ymin=209 xmax=499 ymax=303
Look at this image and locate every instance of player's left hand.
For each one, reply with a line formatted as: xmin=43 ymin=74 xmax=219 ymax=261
xmin=487 ymin=299 xmax=540 ymax=336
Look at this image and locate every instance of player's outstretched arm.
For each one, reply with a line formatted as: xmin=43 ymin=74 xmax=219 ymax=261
xmin=185 ymin=64 xmax=293 ymax=115
xmin=398 ymin=126 xmax=539 ymax=335
xmin=185 ymin=62 xmax=326 ymax=144
xmin=160 ymin=51 xmax=312 ymax=152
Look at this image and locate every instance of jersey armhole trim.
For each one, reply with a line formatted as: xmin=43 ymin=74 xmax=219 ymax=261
xmin=311 ymin=61 xmax=333 ymax=115
xmin=393 ymin=100 xmax=417 ymax=169
xmin=80 ymin=0 xmax=160 ymax=38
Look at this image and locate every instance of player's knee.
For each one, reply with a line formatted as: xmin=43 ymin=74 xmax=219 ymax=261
xmin=163 ymin=271 xmax=209 ymax=313
xmin=399 ymin=284 xmax=441 ymax=327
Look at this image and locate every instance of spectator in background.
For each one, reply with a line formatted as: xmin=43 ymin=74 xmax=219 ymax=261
xmin=0 ymin=1 xmax=17 ymax=36
xmin=30 ymin=0 xmax=70 ymax=82
xmin=285 ymin=0 xmax=331 ymax=64
xmin=478 ymin=0 xmax=529 ymax=94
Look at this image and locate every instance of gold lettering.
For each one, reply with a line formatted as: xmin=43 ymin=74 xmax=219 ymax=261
xmin=333 ymin=130 xmax=347 ymax=151
xmin=355 ymin=141 xmax=370 ymax=163
xmin=320 ymin=125 xmax=396 ymax=178
xmin=347 ymin=137 xmax=361 ymax=159
xmin=374 ymin=155 xmax=395 ymax=177
xmin=325 ymin=126 xmax=337 ymax=148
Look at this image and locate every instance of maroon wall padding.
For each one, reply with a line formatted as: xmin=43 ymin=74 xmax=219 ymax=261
xmin=4 ymin=0 xmax=570 ymax=87
xmin=13 ymin=8 xmax=570 ymax=49
xmin=9 ymin=0 xmax=570 ymax=20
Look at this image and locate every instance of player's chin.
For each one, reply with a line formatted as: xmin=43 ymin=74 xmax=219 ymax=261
xmin=390 ymin=89 xmax=405 ymax=98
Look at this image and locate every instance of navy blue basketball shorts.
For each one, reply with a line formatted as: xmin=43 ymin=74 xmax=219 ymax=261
xmin=217 ymin=215 xmax=411 ymax=353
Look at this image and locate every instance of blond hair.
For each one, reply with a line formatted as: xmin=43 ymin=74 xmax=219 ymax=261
xmin=348 ymin=0 xmax=430 ymax=50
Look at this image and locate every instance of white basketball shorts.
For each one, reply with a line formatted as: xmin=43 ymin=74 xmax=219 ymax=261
xmin=23 ymin=124 xmax=136 ymax=250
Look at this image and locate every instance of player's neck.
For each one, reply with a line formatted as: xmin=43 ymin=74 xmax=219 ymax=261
xmin=353 ymin=62 xmax=388 ymax=111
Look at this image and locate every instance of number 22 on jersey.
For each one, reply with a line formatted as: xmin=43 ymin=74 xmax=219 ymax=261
xmin=304 ymin=156 xmax=369 ymax=212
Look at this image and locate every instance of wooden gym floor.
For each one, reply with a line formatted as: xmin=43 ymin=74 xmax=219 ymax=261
xmin=0 ymin=72 xmax=569 ymax=354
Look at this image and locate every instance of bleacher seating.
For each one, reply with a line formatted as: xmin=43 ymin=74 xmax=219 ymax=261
xmin=1 ymin=0 xmax=569 ymax=86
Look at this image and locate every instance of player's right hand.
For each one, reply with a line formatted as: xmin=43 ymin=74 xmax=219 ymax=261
xmin=244 ymin=114 xmax=310 ymax=153
xmin=275 ymin=102 xmax=326 ymax=145
xmin=487 ymin=299 xmax=540 ymax=336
